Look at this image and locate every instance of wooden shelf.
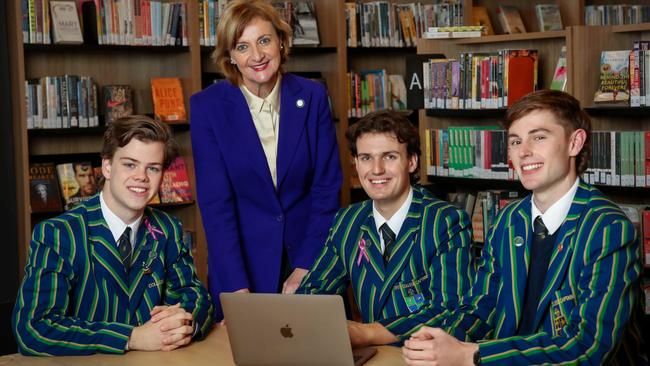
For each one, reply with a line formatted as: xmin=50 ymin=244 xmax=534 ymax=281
xmin=584 ymin=106 xmax=650 ymax=118
xmin=200 ymin=45 xmax=337 ymax=55
xmin=347 ymin=46 xmax=416 ymax=54
xmin=426 ymin=108 xmax=506 ymax=118
xmin=611 ymin=23 xmax=650 ymax=33
xmin=27 ymin=121 xmax=190 ymax=137
xmin=426 ymin=30 xmax=567 ymax=45
xmin=24 ymin=44 xmax=190 ymax=53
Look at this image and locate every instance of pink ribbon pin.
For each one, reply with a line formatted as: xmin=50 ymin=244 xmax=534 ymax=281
xmin=144 ymin=218 xmax=164 ymax=240
xmin=356 ymin=238 xmax=369 ymax=266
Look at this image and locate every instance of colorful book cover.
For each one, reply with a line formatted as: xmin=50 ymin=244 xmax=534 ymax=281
xmin=505 ymin=49 xmax=538 ymax=107
xmin=535 ymin=4 xmax=563 ymax=31
xmin=56 ymin=161 xmax=97 ymax=210
xmin=151 ymin=77 xmax=186 ymax=123
xmin=29 ymin=162 xmax=63 ymax=213
xmin=103 ymin=85 xmax=133 ymax=125
xmin=593 ymin=50 xmax=630 ymax=104
xmin=550 ymin=46 xmax=567 ymax=91
xmin=159 ymin=156 xmax=192 ymax=203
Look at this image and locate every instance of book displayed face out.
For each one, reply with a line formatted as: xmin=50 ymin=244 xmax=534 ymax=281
xmin=49 ymin=0 xmax=84 ymax=44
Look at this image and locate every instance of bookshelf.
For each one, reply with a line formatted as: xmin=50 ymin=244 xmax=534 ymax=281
xmin=6 ymin=0 xmax=349 ymax=284
xmin=7 ymin=0 xmax=650 ymax=286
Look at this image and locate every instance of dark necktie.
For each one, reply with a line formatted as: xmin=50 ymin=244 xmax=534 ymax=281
xmin=118 ymin=227 xmax=132 ymax=271
xmin=380 ymin=223 xmax=396 ymax=264
xmin=518 ymin=216 xmax=554 ymax=335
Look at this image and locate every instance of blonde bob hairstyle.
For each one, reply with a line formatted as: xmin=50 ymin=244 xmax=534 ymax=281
xmin=213 ymin=0 xmax=292 ymax=86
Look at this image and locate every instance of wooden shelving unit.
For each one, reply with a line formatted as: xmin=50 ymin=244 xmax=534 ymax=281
xmin=7 ymin=0 xmax=650 ymax=284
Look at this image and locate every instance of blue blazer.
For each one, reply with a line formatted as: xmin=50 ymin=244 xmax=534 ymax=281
xmin=297 ymin=186 xmax=474 ymax=340
xmin=443 ymin=181 xmax=646 ymax=365
xmin=190 ymin=73 xmax=342 ymax=319
xmin=13 ymin=195 xmax=213 ymax=355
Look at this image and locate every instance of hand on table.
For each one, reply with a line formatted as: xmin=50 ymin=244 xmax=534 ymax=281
xmin=402 ymin=326 xmax=477 ymax=366
xmin=128 ymin=303 xmax=195 ymax=351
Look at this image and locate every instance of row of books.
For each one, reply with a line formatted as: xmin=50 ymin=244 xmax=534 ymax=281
xmin=593 ymin=43 xmax=650 ymax=107
xmin=582 ymin=131 xmax=650 ymax=188
xmin=617 ymin=204 xmax=650 ymax=269
xmin=345 ymin=1 xmax=464 ymax=48
xmin=346 ymin=70 xmax=407 ymax=118
xmin=424 ymin=127 xmax=511 ymax=181
xmin=424 ymin=127 xmax=650 ymax=189
xmin=22 ymin=0 xmax=189 ymax=46
xmin=447 ymin=189 xmax=519 ymax=244
xmin=421 ymin=49 xmax=538 ymax=110
xmin=25 ymin=75 xmax=100 ymax=129
xmin=25 ymin=76 xmax=186 ymax=129
xmin=584 ymin=4 xmax=650 ymax=26
xmin=197 ymin=0 xmax=228 ymax=47
xmin=29 ymin=157 xmax=193 ymax=213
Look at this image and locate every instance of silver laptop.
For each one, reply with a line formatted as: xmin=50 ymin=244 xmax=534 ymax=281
xmin=220 ymin=293 xmax=377 ymax=366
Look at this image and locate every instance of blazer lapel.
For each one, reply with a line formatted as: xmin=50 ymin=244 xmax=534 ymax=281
xmin=128 ymin=211 xmax=164 ymax=316
xmin=373 ymin=198 xmax=421 ymax=319
xmin=221 ymin=82 xmax=276 ymax=188
xmin=86 ymin=198 xmax=129 ymax=296
xmin=276 ymin=74 xmax=310 ymax=188
xmin=531 ymin=182 xmax=589 ymax=330
xmin=487 ymin=197 xmax=533 ymax=337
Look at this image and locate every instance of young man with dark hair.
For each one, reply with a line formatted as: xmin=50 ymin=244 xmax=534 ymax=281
xmin=296 ymin=110 xmax=473 ymax=347
xmin=403 ymin=90 xmax=646 ymax=365
xmin=13 ymin=115 xmax=213 ymax=356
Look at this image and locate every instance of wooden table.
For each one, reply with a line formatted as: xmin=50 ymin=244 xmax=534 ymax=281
xmin=0 ymin=325 xmax=406 ymax=366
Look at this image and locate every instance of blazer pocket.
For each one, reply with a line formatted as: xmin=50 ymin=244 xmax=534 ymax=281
xmin=549 ymin=286 xmax=576 ymax=337
xmin=392 ymin=274 xmax=431 ymax=313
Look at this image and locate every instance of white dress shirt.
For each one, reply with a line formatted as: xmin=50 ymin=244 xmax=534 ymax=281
xmin=100 ymin=191 xmax=143 ymax=252
xmin=373 ymin=187 xmax=414 ymax=253
xmin=240 ymin=75 xmax=282 ymax=187
xmin=531 ymin=178 xmax=579 ymax=235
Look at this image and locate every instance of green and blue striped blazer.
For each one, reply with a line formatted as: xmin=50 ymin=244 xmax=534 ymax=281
xmin=296 ymin=186 xmax=473 ymax=340
xmin=444 ymin=180 xmax=646 ymax=365
xmin=13 ymin=194 xmax=213 ymax=356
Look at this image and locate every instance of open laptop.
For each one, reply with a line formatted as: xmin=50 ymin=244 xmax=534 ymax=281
xmin=220 ymin=293 xmax=377 ymax=366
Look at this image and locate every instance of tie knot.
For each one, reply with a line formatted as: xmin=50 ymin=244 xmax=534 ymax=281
xmin=121 ymin=227 xmax=132 ymax=241
xmin=380 ymin=223 xmax=395 ymax=242
xmin=533 ymin=216 xmax=547 ymax=237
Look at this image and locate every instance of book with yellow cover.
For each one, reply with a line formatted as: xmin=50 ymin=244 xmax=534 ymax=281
xmin=151 ymin=77 xmax=187 ymax=123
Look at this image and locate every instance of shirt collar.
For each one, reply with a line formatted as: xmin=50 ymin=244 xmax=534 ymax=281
xmin=373 ymin=186 xmax=413 ymax=242
xmin=531 ymin=178 xmax=579 ymax=235
xmin=100 ymin=191 xmax=143 ymax=244
xmin=239 ymin=74 xmax=282 ymax=114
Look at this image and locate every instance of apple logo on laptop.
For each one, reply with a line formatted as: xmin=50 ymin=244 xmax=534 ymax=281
xmin=280 ymin=324 xmax=293 ymax=338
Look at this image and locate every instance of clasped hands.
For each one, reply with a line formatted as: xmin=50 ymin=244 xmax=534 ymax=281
xmin=402 ymin=326 xmax=478 ymax=366
xmin=127 ymin=303 xmax=195 ymax=352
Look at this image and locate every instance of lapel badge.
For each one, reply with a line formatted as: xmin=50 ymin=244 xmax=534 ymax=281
xmin=142 ymin=261 xmax=152 ymax=275
xmin=296 ymin=99 xmax=305 ymax=108
xmin=514 ymin=236 xmax=524 ymax=247
xmin=557 ymin=243 xmax=563 ymax=252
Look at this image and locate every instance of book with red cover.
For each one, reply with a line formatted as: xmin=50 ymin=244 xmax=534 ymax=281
xmin=159 ymin=156 xmax=192 ymax=203
xmin=30 ymin=162 xmax=63 ymax=213
xmin=505 ymin=49 xmax=538 ymax=107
